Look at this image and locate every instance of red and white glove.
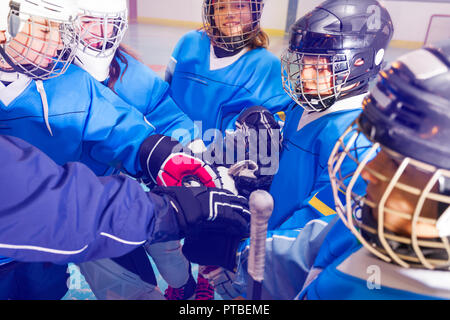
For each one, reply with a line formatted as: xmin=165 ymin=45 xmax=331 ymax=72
xmin=139 ymin=134 xmax=224 ymax=188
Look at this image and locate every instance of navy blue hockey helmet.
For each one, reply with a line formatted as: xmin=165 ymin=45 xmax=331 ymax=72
xmin=282 ymin=0 xmax=394 ymax=112
xmin=359 ymin=40 xmax=450 ymax=171
xmin=202 ymin=0 xmax=265 ymax=52
xmin=329 ymin=40 xmax=450 ymax=270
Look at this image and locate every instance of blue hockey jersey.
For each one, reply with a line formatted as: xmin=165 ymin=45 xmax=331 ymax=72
xmin=297 ymin=219 xmax=450 ymax=300
xmin=166 ymin=30 xmax=292 ymax=136
xmin=268 ymin=95 xmax=372 ymax=230
xmin=106 ymin=51 xmax=199 ymax=145
xmin=0 ymin=65 xmax=154 ymax=177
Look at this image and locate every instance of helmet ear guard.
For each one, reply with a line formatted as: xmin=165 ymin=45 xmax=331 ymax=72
xmin=8 ymin=2 xmax=23 ymax=39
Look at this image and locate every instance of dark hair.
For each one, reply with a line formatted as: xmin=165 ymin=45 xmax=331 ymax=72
xmin=248 ymin=29 xmax=269 ymax=50
xmin=107 ymin=44 xmax=142 ymax=92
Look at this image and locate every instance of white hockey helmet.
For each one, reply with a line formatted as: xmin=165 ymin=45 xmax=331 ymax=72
xmin=0 ymin=0 xmax=78 ymax=80
xmin=73 ymin=0 xmax=128 ymax=81
xmin=75 ymin=0 xmax=128 ymax=57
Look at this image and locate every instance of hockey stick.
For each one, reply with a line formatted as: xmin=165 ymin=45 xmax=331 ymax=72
xmin=247 ymin=190 xmax=274 ymax=300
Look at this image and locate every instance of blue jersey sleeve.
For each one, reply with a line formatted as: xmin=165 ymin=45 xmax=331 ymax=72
xmin=0 ymin=135 xmax=177 ymax=264
xmin=110 ymin=52 xmax=199 ymax=145
xmin=276 ymin=116 xmax=372 ymax=230
xmin=81 ymin=79 xmax=156 ymax=177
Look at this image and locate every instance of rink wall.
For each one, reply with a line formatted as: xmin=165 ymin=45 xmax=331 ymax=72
xmin=131 ymin=0 xmax=450 ymax=49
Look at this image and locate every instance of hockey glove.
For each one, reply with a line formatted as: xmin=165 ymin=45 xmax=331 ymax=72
xmin=152 ymin=185 xmax=250 ymax=271
xmin=224 ymin=106 xmax=282 ymax=197
xmin=139 ymin=134 xmax=222 ymax=188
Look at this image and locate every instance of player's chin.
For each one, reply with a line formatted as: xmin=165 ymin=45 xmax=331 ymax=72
xmin=220 ymin=27 xmax=243 ymax=36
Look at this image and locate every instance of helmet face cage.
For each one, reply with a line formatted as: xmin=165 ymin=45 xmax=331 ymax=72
xmin=0 ymin=11 xmax=77 ymax=80
xmin=75 ymin=8 xmax=128 ymax=57
xmin=202 ymin=0 xmax=263 ymax=52
xmin=281 ymin=49 xmax=350 ymax=112
xmin=329 ymin=121 xmax=450 ymax=270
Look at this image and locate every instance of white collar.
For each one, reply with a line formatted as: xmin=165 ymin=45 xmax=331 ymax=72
xmin=0 ymin=72 xmax=32 ymax=106
xmin=297 ymin=94 xmax=367 ymax=131
xmin=209 ymin=45 xmax=249 ymax=71
xmin=337 ymin=247 xmax=450 ymax=299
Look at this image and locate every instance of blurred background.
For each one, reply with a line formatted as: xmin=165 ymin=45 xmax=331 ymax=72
xmin=122 ymin=0 xmax=450 ymax=77
xmin=63 ymin=0 xmax=450 ymax=300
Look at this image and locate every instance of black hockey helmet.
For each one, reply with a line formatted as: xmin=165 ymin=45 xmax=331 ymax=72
xmin=282 ymin=0 xmax=394 ymax=111
xmin=329 ymin=40 xmax=450 ymax=270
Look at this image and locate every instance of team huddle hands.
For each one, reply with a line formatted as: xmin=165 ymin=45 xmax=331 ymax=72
xmin=0 ymin=0 xmax=449 ymax=302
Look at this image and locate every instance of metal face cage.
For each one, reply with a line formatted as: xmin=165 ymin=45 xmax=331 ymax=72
xmin=281 ymin=49 xmax=350 ymax=111
xmin=75 ymin=9 xmax=128 ymax=57
xmin=0 ymin=10 xmax=77 ymax=80
xmin=328 ymin=120 xmax=450 ymax=270
xmin=202 ymin=0 xmax=263 ymax=52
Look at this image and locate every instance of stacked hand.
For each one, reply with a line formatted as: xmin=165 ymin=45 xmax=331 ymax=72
xmin=153 ymin=185 xmax=250 ymax=271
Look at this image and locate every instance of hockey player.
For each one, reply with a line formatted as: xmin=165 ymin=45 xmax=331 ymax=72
xmin=300 ymin=39 xmax=450 ymax=299
xmin=0 ymin=0 xmax=78 ymax=299
xmin=205 ymin=40 xmax=450 ymax=300
xmin=165 ymin=0 xmax=292 ymax=299
xmin=71 ymin=0 xmax=208 ymax=300
xmin=268 ymin=0 xmax=393 ymax=231
xmin=199 ymin=0 xmax=394 ymax=299
xmin=0 ymin=0 xmax=222 ymax=299
xmin=73 ymin=0 xmax=199 ymax=146
xmin=0 ymin=134 xmax=250 ymax=299
xmin=166 ymin=0 xmax=291 ymax=135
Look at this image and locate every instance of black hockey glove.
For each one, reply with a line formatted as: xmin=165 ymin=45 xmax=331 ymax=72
xmin=224 ymin=106 xmax=282 ymax=197
xmin=152 ymin=185 xmax=250 ymax=271
xmin=139 ymin=134 xmax=222 ymax=188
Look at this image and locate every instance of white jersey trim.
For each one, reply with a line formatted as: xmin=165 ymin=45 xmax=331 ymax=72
xmin=297 ymin=94 xmax=366 ymax=132
xmin=99 ymin=232 xmax=147 ymax=246
xmin=0 ymin=72 xmax=32 ymax=106
xmin=209 ymin=45 xmax=250 ymax=71
xmin=0 ymin=242 xmax=88 ymax=255
xmin=337 ymin=247 xmax=450 ymax=299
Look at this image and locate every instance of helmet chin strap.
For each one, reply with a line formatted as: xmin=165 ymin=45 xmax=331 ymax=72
xmin=74 ymin=46 xmax=115 ymax=82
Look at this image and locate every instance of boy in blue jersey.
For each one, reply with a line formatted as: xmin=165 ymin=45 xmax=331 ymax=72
xmin=266 ymin=0 xmax=393 ymax=232
xmin=197 ymin=0 xmax=394 ymax=299
xmin=0 ymin=0 xmax=222 ymax=300
xmin=300 ymin=40 xmax=450 ymax=300
xmin=203 ymin=41 xmax=450 ymax=300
